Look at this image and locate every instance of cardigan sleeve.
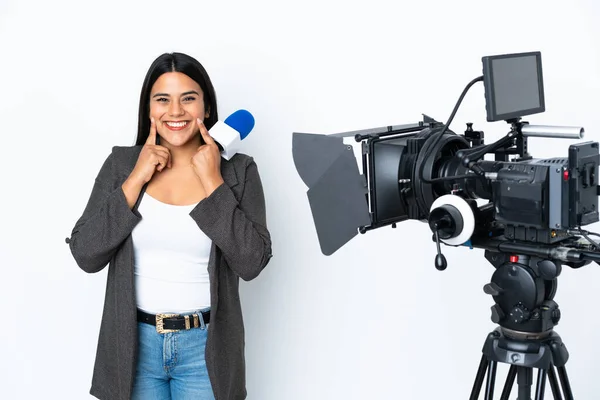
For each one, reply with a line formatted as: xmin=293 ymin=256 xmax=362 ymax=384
xmin=189 ymin=157 xmax=272 ymax=281
xmin=66 ymin=149 xmax=142 ymax=273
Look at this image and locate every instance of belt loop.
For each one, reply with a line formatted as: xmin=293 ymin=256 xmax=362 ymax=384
xmin=199 ymin=312 xmax=206 ymax=330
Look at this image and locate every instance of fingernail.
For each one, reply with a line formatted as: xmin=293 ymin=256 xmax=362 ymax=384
xmin=151 ymin=117 xmax=155 ymax=124
xmin=197 ymin=118 xmax=203 ymax=125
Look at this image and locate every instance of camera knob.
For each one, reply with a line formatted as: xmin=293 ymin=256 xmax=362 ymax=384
xmin=483 ymin=282 xmax=503 ymax=296
xmin=509 ymin=305 xmax=530 ymax=324
xmin=490 ymin=305 xmax=505 ymax=324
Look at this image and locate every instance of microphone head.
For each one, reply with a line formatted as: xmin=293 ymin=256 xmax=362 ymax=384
xmin=224 ymin=109 xmax=255 ymax=140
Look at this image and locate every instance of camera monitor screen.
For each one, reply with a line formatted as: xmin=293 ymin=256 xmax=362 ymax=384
xmin=482 ymin=51 xmax=545 ymax=122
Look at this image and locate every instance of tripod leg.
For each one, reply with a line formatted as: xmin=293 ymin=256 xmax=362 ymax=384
xmin=547 ymin=367 xmax=563 ymax=400
xmin=517 ymin=367 xmax=533 ymax=400
xmin=485 ymin=361 xmax=498 ymax=400
xmin=469 ymin=354 xmax=489 ymax=400
xmin=535 ymin=369 xmax=547 ymax=400
xmin=500 ymin=365 xmax=517 ymax=400
xmin=556 ymin=366 xmax=574 ymax=400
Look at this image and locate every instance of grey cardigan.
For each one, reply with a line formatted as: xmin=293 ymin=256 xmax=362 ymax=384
xmin=67 ymin=145 xmax=272 ymax=400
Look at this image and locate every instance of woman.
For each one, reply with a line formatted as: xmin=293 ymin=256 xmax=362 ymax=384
xmin=66 ymin=52 xmax=272 ymax=400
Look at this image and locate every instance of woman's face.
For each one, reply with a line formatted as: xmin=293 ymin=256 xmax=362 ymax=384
xmin=149 ymin=71 xmax=209 ymax=147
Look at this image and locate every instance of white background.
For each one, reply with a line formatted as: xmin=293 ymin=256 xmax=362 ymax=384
xmin=1 ymin=0 xmax=599 ymax=398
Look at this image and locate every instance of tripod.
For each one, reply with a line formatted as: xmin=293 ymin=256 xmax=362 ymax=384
xmin=460 ymin=248 xmax=582 ymax=400
xmin=469 ymin=327 xmax=574 ymax=400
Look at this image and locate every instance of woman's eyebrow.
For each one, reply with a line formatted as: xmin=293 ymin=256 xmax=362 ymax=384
xmin=181 ymin=90 xmax=200 ymax=97
xmin=151 ymin=90 xmax=200 ymax=98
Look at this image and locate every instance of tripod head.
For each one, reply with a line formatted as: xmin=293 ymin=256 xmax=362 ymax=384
xmin=482 ymin=251 xmax=561 ymax=336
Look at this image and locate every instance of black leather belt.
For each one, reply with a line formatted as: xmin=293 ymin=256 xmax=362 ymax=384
xmin=137 ymin=309 xmax=210 ymax=334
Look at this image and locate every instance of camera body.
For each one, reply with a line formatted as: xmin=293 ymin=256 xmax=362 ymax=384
xmin=492 ymin=145 xmax=599 ymax=243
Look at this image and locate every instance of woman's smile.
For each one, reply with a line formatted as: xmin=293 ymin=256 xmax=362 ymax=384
xmin=164 ymin=120 xmax=190 ymax=131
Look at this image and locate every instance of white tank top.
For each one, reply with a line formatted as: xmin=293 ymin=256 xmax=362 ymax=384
xmin=132 ymin=193 xmax=212 ymax=314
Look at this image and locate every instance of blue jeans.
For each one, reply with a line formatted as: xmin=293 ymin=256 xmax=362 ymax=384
xmin=131 ymin=313 xmax=214 ymax=400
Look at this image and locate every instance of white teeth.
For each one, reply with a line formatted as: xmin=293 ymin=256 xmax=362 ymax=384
xmin=166 ymin=121 xmax=188 ymax=128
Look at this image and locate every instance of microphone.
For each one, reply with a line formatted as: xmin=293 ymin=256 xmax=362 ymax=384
xmin=209 ymin=109 xmax=255 ymax=160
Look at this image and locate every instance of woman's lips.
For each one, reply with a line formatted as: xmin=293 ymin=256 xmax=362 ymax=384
xmin=164 ymin=121 xmax=190 ymax=131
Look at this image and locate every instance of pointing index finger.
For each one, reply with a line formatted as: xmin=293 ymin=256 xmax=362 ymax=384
xmin=197 ymin=118 xmax=215 ymax=145
xmin=146 ymin=117 xmax=157 ymax=145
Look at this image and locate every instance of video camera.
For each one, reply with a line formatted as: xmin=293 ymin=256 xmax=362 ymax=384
xmin=293 ymin=50 xmax=600 ymax=398
xmin=293 ymin=53 xmax=600 ymax=390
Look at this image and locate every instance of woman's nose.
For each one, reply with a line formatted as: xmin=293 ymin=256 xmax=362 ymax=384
xmin=169 ymin=101 xmax=184 ymax=116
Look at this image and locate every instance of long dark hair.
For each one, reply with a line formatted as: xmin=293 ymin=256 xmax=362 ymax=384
xmin=135 ymin=52 xmax=219 ymax=145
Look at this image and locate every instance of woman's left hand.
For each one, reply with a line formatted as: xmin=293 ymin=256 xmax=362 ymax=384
xmin=191 ymin=118 xmax=224 ymax=196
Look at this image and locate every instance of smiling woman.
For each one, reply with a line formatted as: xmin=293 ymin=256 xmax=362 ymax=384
xmin=149 ymin=72 xmax=208 ymax=148
xmin=66 ymin=52 xmax=273 ymax=400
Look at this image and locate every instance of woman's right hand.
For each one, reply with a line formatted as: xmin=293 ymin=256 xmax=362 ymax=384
xmin=122 ymin=118 xmax=171 ymax=209
xmin=130 ymin=118 xmax=172 ymax=184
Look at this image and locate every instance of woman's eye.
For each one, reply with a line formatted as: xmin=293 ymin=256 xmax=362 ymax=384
xmin=183 ymin=96 xmax=196 ymax=102
xmin=156 ymin=98 xmax=168 ymax=103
